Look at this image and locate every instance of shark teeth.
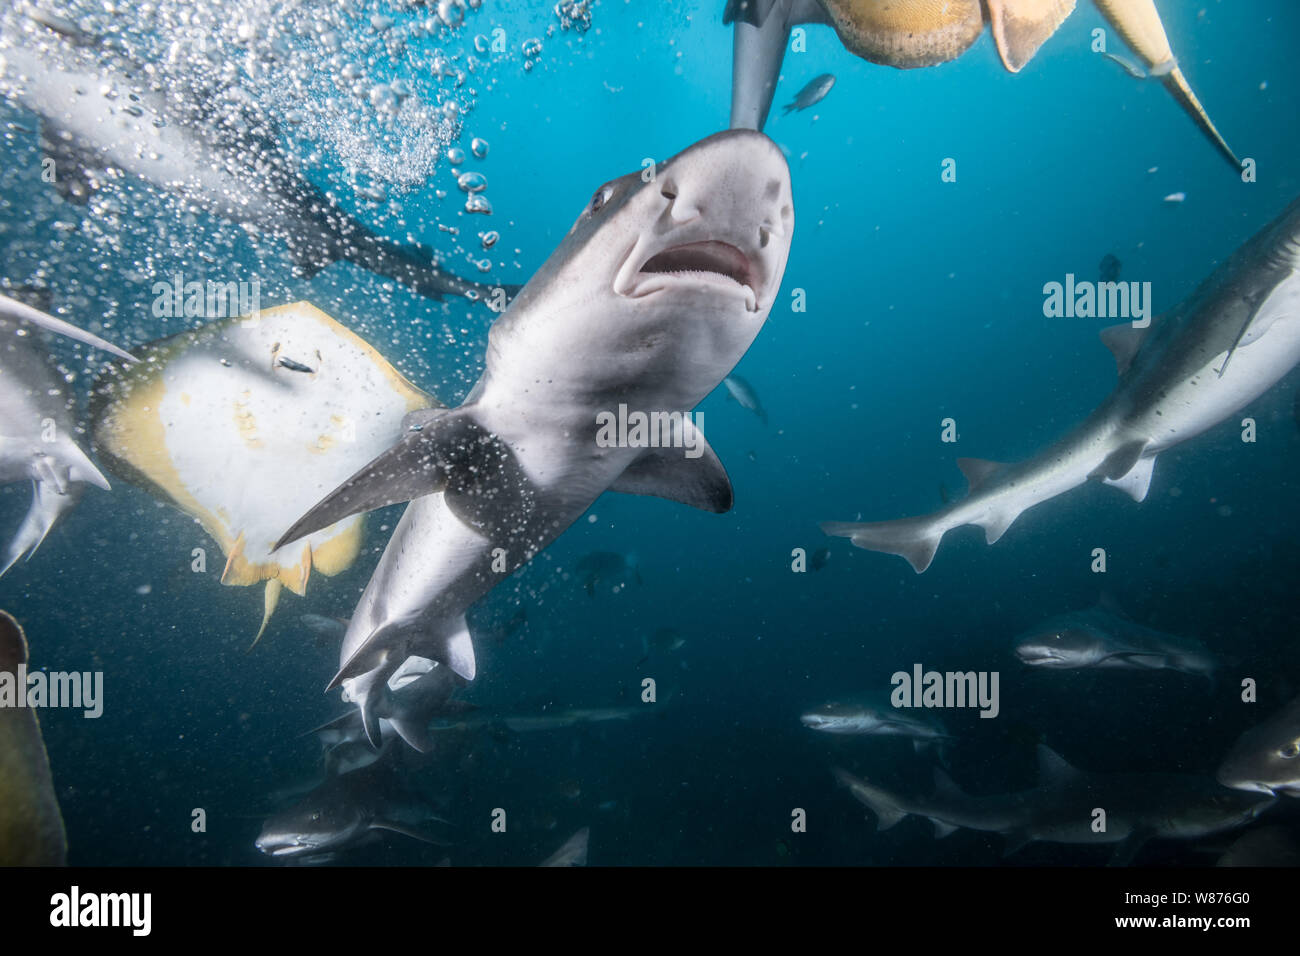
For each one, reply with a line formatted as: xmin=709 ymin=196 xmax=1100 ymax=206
xmin=627 ymin=239 xmax=761 ymax=311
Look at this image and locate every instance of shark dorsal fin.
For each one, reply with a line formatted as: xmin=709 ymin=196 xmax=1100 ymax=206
xmin=956 ymin=457 xmax=1004 ymax=493
xmin=610 ymin=423 xmax=733 ymax=513
xmin=932 ymin=767 xmax=966 ymax=800
xmin=1099 ymin=323 xmax=1148 ymax=376
xmin=1095 ymin=592 xmax=1129 ymax=618
xmin=1035 ymin=744 xmax=1082 ymax=789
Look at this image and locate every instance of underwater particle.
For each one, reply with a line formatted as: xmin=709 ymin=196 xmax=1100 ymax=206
xmin=480 ymin=230 xmax=499 ymax=249
xmin=1164 ymin=192 xmax=1187 ymax=203
xmin=522 ymin=37 xmax=543 ymax=59
xmin=465 ymin=194 xmax=492 ymax=214
xmin=474 ymin=34 xmax=490 ymax=53
xmin=370 ymin=13 xmax=394 ymax=31
xmin=471 ymin=137 xmax=489 ymax=159
xmin=457 ymin=170 xmax=488 ymax=193
xmin=476 ymin=258 xmax=492 ymax=273
xmin=135 ymin=584 xmax=152 ymax=595
xmin=447 ymin=146 xmax=466 ymax=165
xmin=587 ymin=514 xmax=598 ymax=524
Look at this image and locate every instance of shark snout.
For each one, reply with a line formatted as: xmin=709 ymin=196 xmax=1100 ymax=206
xmin=616 ymin=131 xmax=792 ymax=314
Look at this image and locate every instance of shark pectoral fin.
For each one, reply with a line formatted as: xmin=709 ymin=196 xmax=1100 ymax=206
xmin=0 ymin=294 xmax=138 ymax=364
xmin=1108 ymin=829 xmax=1154 ymax=867
xmin=370 ymin=819 xmax=454 ymax=846
xmin=986 ymin=0 xmax=1076 ymax=73
xmin=955 ymin=457 xmax=1005 ymax=493
xmin=442 ymin=620 xmax=477 ymax=682
xmin=610 ymin=427 xmax=734 ymax=513
xmin=932 ymin=820 xmax=960 ymax=839
xmin=1102 ymin=453 xmax=1156 ymax=503
xmin=274 ymin=409 xmax=460 ymax=550
xmin=246 ymin=579 xmax=283 ymax=652
xmin=1099 ymin=323 xmax=1148 ymax=377
xmin=821 ymin=517 xmax=944 ymax=574
xmin=1090 ymin=439 xmax=1149 ymax=483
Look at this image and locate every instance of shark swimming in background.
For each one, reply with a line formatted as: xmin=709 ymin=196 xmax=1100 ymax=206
xmin=0 ymin=13 xmax=505 ymax=301
xmin=802 ymin=697 xmax=954 ymax=754
xmin=255 ymin=756 xmax=452 ymax=862
xmin=0 ymin=294 xmax=134 ymax=575
xmin=823 ymin=195 xmax=1300 ymax=572
xmin=834 ymin=744 xmax=1275 ymax=865
xmin=1014 ymin=601 xmax=1218 ymax=685
xmin=1217 ymin=695 xmax=1300 ymax=798
xmin=275 ymin=130 xmax=794 ymax=745
xmin=724 ymin=0 xmax=1240 ymax=170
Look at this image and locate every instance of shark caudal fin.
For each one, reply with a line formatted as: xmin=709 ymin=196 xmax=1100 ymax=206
xmin=831 ymin=767 xmax=910 ymax=831
xmin=821 ymin=517 xmax=945 ymax=574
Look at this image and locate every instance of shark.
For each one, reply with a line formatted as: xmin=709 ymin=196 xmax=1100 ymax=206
xmin=834 ymin=744 xmax=1276 ymax=865
xmin=802 ymin=697 xmax=954 ymax=753
xmin=1014 ymin=601 xmax=1218 ymax=684
xmin=823 ymin=195 xmax=1300 ymax=572
xmin=0 ymin=14 xmax=504 ymax=301
xmin=274 ymin=129 xmax=794 ymax=744
xmin=255 ymin=756 xmax=452 ymax=862
xmin=0 ymin=294 xmax=134 ymax=575
xmin=1217 ymin=695 xmax=1300 ymax=798
xmin=539 ymin=827 xmax=590 ymax=867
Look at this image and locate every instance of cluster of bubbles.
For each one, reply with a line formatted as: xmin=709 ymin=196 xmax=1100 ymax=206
xmin=553 ymin=1 xmax=593 ymax=34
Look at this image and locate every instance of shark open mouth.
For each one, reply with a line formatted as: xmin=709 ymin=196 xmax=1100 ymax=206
xmin=631 ymin=240 xmax=761 ymax=311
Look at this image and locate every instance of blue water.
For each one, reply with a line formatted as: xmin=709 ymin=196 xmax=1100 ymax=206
xmin=2 ymin=0 xmax=1299 ymax=866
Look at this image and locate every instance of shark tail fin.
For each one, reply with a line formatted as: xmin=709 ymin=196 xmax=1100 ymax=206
xmin=832 ymin=767 xmax=909 ymax=831
xmin=820 ymin=516 xmax=945 ymax=574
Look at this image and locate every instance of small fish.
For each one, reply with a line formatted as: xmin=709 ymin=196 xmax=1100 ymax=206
xmin=722 ymin=374 xmax=768 ymax=424
xmin=783 ymin=73 xmax=836 ymax=115
xmin=637 ymin=626 xmax=685 ymax=666
xmin=1103 ymin=51 xmax=1146 ymax=80
xmin=277 ymin=356 xmax=316 ymax=374
xmin=1099 ymin=253 xmax=1122 ymax=283
xmin=810 ymin=547 xmax=831 ymax=571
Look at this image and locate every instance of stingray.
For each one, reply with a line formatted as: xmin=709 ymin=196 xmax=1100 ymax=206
xmin=729 ymin=1 xmax=1239 ymax=169
xmin=0 ymin=611 xmax=66 ymax=866
xmin=90 ymin=301 xmax=438 ymax=647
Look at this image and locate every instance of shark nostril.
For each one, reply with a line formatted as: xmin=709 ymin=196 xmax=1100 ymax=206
xmin=660 ymin=182 xmax=678 ymax=201
xmin=759 ymin=226 xmax=771 ymax=249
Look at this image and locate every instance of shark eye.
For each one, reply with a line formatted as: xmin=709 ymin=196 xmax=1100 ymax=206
xmin=589 ymin=185 xmax=614 ymax=215
xmin=1280 ymin=741 xmax=1300 ymax=759
xmin=311 ymin=812 xmax=321 ymax=821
